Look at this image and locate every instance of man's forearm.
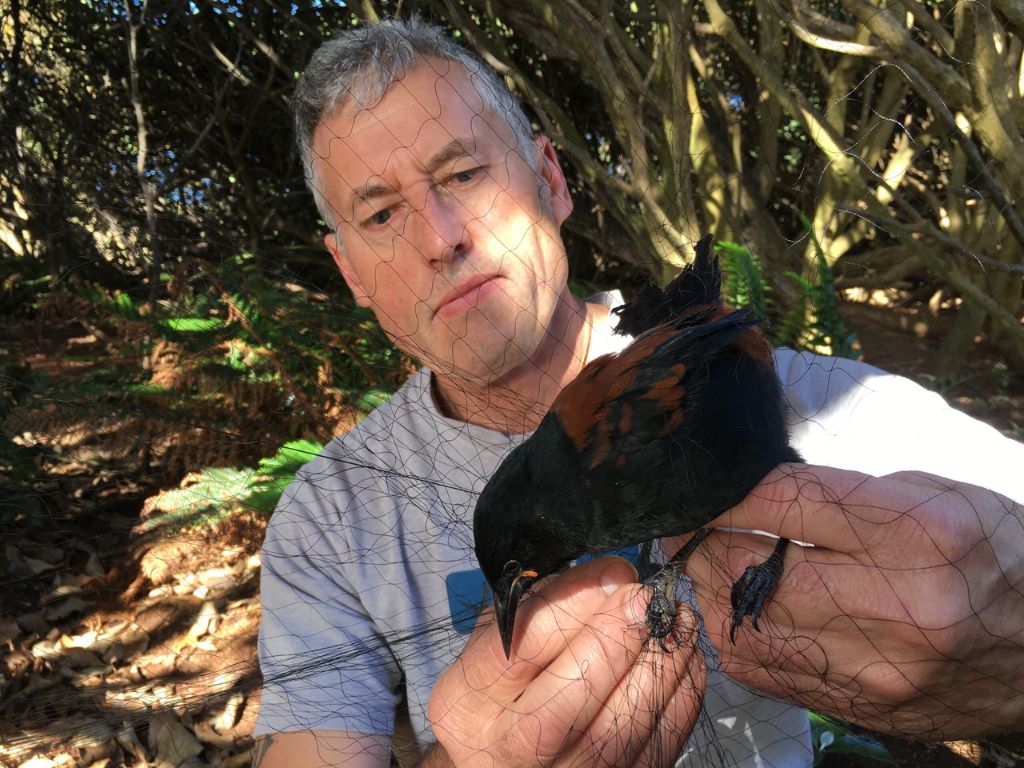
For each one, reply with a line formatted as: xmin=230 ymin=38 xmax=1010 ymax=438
xmin=689 ymin=467 xmax=1024 ymax=737
xmin=251 ymin=731 xmax=392 ymax=768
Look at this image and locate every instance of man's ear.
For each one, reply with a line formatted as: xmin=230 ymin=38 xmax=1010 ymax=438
xmin=324 ymin=231 xmax=372 ymax=308
xmin=534 ymin=136 xmax=573 ymax=225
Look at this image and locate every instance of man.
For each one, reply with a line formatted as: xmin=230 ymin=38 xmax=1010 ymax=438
xmin=256 ymin=16 xmax=1024 ymax=767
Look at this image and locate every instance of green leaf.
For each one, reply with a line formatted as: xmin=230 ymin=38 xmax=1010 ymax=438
xmin=139 ymin=467 xmax=254 ymax=532
xmin=715 ymin=241 xmax=772 ymax=322
xmin=807 ymin=711 xmax=895 ymax=765
xmin=141 ymin=439 xmax=325 ymax=532
xmin=356 ymin=389 xmax=391 ymax=412
xmin=113 ymin=291 xmax=140 ymax=319
xmin=130 ymin=382 xmax=173 ymax=395
xmin=161 ymin=317 xmax=223 ymax=333
xmin=257 ymin=439 xmax=322 ymax=477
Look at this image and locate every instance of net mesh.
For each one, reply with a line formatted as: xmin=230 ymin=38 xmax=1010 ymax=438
xmin=1 ymin=2 xmax=1023 ymax=768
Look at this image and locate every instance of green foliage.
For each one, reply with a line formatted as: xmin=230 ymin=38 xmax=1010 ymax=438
xmin=808 ymin=711 xmax=895 ymax=765
xmin=356 ymin=390 xmax=392 ymax=412
xmin=78 ymin=285 xmax=143 ymax=321
xmin=161 ymin=317 xmax=223 ymax=333
xmin=0 ymin=274 xmax=53 ymax=315
xmin=139 ymin=438 xmax=324 ymax=532
xmin=69 ymin=253 xmax=404 ymax=439
xmin=715 ymin=241 xmax=773 ymax=323
xmin=245 ymin=439 xmax=324 ymax=512
xmin=716 ymin=237 xmax=860 ymax=360
xmin=774 ymin=219 xmax=860 ymax=359
xmin=2 ymin=254 xmax=403 ymax=524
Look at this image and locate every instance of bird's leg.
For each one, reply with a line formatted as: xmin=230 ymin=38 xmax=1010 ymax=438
xmin=646 ymin=567 xmax=679 ymax=651
xmin=645 ymin=528 xmax=713 ymax=650
xmin=729 ymin=537 xmax=790 ymax=642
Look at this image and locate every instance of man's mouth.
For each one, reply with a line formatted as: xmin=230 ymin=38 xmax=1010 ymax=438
xmin=435 ymin=275 xmax=501 ymax=319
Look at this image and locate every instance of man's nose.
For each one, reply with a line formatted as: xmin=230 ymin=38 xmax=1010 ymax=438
xmin=410 ymin=184 xmax=473 ymax=265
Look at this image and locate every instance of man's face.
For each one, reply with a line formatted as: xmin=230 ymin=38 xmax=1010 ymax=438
xmin=312 ymin=57 xmax=573 ymax=382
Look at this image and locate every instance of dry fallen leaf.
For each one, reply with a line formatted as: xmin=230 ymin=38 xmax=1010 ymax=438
xmin=56 ymin=647 xmax=103 ymax=670
xmin=0 ymin=617 xmax=22 ymax=646
xmin=41 ymin=585 xmax=83 ymax=604
xmin=22 ymin=557 xmax=58 ymax=575
xmin=115 ymin=723 xmax=149 ymax=768
xmin=17 ymin=755 xmax=62 ymax=768
xmin=42 ymin=597 xmax=88 ymax=622
xmin=148 ymin=712 xmax=204 ymax=768
xmin=212 ymin=691 xmax=245 ymax=733
xmin=30 ymin=638 xmax=63 ymax=661
xmin=102 ymin=628 xmax=149 ymax=665
xmin=2 ymin=648 xmax=34 ymax=677
xmin=56 ymin=572 xmax=94 ymax=589
xmin=61 ymin=629 xmax=98 ymax=650
xmin=85 ymin=552 xmax=106 ymax=578
xmin=17 ymin=612 xmax=51 ymax=636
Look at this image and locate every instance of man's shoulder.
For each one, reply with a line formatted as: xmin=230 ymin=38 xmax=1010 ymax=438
xmin=261 ymin=372 xmax=437 ymax=550
xmin=334 ymin=368 xmax=435 ymax=446
xmin=290 ymin=368 xmax=435 ymax=484
xmin=774 ymin=348 xmax=888 ymax=393
xmin=284 ymin=366 xmax=508 ymax=505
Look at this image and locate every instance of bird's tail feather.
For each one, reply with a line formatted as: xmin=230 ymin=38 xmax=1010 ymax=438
xmin=613 ymin=233 xmax=721 ymax=337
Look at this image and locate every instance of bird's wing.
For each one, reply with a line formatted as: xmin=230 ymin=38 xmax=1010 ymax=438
xmin=554 ymin=309 xmax=757 ymax=466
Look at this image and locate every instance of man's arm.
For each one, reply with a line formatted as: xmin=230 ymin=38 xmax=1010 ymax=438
xmin=252 ymin=731 xmax=391 ymax=768
xmin=256 ymin=559 xmax=707 ymax=768
xmin=685 ymin=465 xmax=1024 ymax=738
xmin=257 ymin=558 xmax=708 ymax=768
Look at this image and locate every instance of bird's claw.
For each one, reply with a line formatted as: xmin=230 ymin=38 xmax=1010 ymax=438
xmin=728 ymin=539 xmax=788 ymax=643
xmin=645 ymin=564 xmax=680 ymax=650
xmin=643 ymin=529 xmax=714 ymax=650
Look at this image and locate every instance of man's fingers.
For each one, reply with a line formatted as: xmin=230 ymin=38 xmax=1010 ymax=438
xmin=557 ymin=603 xmax=706 ymax=768
xmin=687 ymin=524 xmax=1005 ymax=718
xmin=446 ymin=557 xmax=640 ymax=701
xmin=514 ymin=582 xmax=650 ymax=757
xmin=709 ymin=465 xmax=971 ymax=559
xmin=430 ymin=558 xmax=644 ymax=765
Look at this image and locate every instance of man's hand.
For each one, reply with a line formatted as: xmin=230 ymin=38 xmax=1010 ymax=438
xmin=684 ymin=465 xmax=1024 ymax=739
xmin=428 ymin=557 xmax=706 ymax=767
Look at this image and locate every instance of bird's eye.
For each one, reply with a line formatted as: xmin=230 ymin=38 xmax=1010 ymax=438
xmin=502 ymin=560 xmax=521 ymax=575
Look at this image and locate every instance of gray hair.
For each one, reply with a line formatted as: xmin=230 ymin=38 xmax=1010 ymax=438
xmin=294 ymin=16 xmax=536 ymax=229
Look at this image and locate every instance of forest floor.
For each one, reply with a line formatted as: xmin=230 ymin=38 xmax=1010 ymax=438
xmin=1 ymin=298 xmax=1023 ymax=768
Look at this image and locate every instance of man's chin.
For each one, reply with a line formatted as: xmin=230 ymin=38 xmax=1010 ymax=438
xmin=427 ymin=317 xmax=532 ymax=373
xmin=434 ymin=345 xmax=526 ymax=383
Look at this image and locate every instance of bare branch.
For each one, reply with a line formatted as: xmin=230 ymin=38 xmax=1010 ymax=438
xmin=842 ymin=0 xmax=972 ymax=109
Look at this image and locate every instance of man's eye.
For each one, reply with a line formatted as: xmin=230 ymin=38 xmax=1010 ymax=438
xmin=449 ymin=168 xmax=479 ymax=185
xmin=367 ymin=209 xmax=391 ymax=227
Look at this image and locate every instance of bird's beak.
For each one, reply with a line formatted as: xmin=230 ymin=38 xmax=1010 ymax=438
xmin=494 ymin=568 xmax=537 ymax=659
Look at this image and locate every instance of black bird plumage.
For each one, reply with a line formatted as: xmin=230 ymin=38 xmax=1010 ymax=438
xmin=474 ymin=235 xmax=802 ymax=658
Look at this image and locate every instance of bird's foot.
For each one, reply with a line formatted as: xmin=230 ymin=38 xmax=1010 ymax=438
xmin=643 ymin=528 xmax=713 ymax=651
xmin=645 ymin=565 xmax=679 ymax=651
xmin=729 ymin=537 xmax=790 ymax=643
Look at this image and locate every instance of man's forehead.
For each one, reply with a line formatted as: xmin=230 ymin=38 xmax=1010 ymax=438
xmin=323 ymin=57 xmax=486 ymax=144
xmin=312 ymin=58 xmax=514 ymax=207
xmin=351 ymin=137 xmax=480 ymax=199
xmin=318 ymin=122 xmax=486 ymax=205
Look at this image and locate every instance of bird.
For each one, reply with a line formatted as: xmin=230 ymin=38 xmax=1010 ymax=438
xmin=473 ymin=235 xmax=802 ymax=659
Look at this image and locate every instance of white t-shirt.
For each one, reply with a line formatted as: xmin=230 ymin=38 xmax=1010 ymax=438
xmin=256 ymin=298 xmax=1024 ymax=766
